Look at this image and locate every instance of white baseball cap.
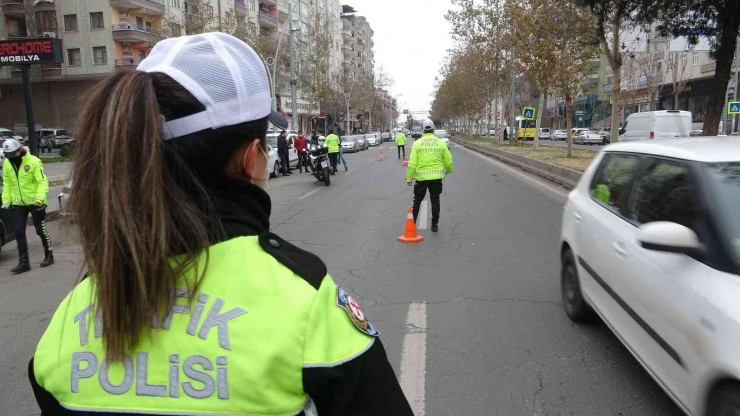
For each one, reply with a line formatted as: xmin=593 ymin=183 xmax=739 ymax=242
xmin=137 ymin=32 xmax=288 ymax=140
xmin=3 ymin=138 xmax=22 ymax=156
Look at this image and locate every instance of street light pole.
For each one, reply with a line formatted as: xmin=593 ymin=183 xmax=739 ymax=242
xmin=289 ymin=0 xmax=298 ymax=132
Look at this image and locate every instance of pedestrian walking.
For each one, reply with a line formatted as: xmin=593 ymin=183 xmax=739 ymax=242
xmin=338 ymin=143 xmax=349 ymax=172
xmin=277 ymin=130 xmax=292 ymax=176
xmin=28 ymin=32 xmax=413 ymax=416
xmin=503 ymin=126 xmax=508 ymax=142
xmin=325 ymin=132 xmax=340 ymax=175
xmin=293 ymin=130 xmax=309 ymax=173
xmin=1 ymin=139 xmax=54 ymax=274
xmin=395 ymin=130 xmax=407 ymax=159
xmin=406 ymin=119 xmax=454 ymax=233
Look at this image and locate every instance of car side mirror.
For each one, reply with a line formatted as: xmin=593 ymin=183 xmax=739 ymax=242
xmin=639 ymin=222 xmax=702 ymax=257
xmin=619 ymin=127 xmax=626 ymax=135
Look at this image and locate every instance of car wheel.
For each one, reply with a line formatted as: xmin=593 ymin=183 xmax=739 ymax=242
xmin=561 ymin=249 xmax=593 ymax=322
xmin=707 ymin=384 xmax=740 ymax=416
xmin=271 ymin=161 xmax=280 ymax=178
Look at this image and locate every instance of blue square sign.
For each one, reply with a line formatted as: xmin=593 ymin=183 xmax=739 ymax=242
xmin=729 ymin=101 xmax=740 ymax=115
xmin=522 ymin=107 xmax=535 ymax=120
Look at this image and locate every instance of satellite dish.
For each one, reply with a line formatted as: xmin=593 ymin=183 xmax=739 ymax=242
xmin=266 ymin=57 xmax=275 ymax=66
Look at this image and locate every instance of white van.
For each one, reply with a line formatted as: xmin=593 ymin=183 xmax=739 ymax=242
xmin=538 ymin=128 xmax=551 ymax=139
xmin=619 ymin=110 xmax=692 ymax=141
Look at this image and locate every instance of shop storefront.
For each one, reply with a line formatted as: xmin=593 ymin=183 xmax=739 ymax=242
xmin=658 ymin=77 xmax=713 ymax=128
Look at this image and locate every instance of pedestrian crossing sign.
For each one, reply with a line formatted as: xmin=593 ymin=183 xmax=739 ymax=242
xmin=729 ymin=101 xmax=740 ymax=115
xmin=522 ymin=107 xmax=535 ymax=120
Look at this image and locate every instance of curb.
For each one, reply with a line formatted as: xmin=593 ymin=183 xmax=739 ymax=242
xmin=452 ymin=138 xmax=583 ymax=190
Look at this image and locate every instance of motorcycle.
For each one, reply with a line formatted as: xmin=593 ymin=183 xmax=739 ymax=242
xmin=308 ymin=144 xmax=331 ymax=186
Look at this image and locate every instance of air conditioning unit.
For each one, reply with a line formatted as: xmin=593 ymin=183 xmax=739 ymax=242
xmin=43 ymin=31 xmax=56 ymax=38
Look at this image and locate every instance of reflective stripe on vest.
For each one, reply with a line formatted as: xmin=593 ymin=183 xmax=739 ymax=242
xmin=33 ymin=236 xmax=372 ymax=415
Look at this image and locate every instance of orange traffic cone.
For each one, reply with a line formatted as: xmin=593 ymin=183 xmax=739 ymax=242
xmin=402 ymin=156 xmax=408 ymax=167
xmin=398 ymin=208 xmax=424 ymax=243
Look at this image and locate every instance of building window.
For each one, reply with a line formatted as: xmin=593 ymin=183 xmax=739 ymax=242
xmin=249 ymin=0 xmax=255 ymax=11
xmin=692 ymin=52 xmax=699 ymax=66
xmin=184 ymin=1 xmax=189 ymax=14
xmin=93 ymin=46 xmax=107 ymax=64
xmin=67 ymin=49 xmax=81 ymax=66
xmin=64 ymin=14 xmax=78 ymax=31
xmin=171 ymin=0 xmax=180 ymax=7
xmin=170 ymin=22 xmax=181 ymax=36
xmin=680 ymin=53 xmax=687 ymax=68
xmin=90 ymin=12 xmax=104 ymax=30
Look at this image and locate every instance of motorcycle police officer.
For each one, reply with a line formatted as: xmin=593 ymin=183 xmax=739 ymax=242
xmin=2 ymin=139 xmax=53 ymax=274
xmin=29 ymin=33 xmax=413 ymax=416
xmin=406 ymin=119 xmax=454 ymax=232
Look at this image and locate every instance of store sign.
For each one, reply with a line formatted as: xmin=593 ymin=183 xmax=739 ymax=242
xmin=280 ymin=97 xmax=318 ymax=115
xmin=0 ymin=38 xmax=63 ymax=66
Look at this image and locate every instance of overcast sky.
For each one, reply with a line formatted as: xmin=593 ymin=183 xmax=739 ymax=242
xmin=344 ymin=0 xmax=454 ymax=119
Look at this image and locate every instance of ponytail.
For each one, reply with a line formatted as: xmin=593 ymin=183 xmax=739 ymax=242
xmin=70 ymin=71 xmax=211 ymax=361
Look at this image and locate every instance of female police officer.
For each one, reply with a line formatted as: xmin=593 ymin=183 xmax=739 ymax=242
xmin=29 ymin=33 xmax=412 ymax=416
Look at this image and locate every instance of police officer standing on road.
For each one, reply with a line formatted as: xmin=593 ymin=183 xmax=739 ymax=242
xmin=2 ymin=139 xmax=53 ymax=274
xmin=395 ymin=129 xmax=407 ymax=159
xmin=28 ymin=33 xmax=413 ymax=416
xmin=325 ymin=131 xmax=341 ymax=175
xmin=406 ymin=119 xmax=454 ymax=233
xmin=277 ymin=130 xmax=292 ymax=176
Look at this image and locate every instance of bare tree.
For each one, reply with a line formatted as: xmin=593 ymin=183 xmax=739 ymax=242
xmin=664 ymin=43 xmax=694 ymax=110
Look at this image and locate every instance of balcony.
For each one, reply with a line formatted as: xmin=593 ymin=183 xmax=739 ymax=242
xmin=701 ymin=61 xmax=716 ymax=74
xmin=109 ymin=0 xmax=165 ymax=15
xmin=35 ymin=0 xmax=55 ymax=12
xmin=1 ymin=0 xmax=25 ymax=16
xmin=580 ymin=76 xmax=599 ymax=87
xmin=115 ymin=57 xmax=144 ymax=67
xmin=112 ymin=23 xmax=161 ymax=45
xmin=234 ymin=0 xmax=247 ymax=14
xmin=258 ymin=11 xmax=278 ymax=27
xmin=259 ymin=0 xmax=276 ymax=5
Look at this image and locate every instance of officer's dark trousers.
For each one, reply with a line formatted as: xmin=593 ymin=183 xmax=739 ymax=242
xmin=279 ymin=153 xmax=291 ymax=174
xmin=328 ymin=152 xmax=339 ymax=173
xmin=398 ymin=145 xmax=405 ymax=159
xmin=412 ymin=179 xmax=443 ymax=225
xmin=14 ymin=205 xmax=52 ymax=254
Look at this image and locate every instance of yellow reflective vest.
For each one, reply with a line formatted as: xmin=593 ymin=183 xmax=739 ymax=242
xmin=325 ymin=134 xmax=340 ymax=153
xmin=395 ymin=133 xmax=407 ymax=146
xmin=2 ymin=153 xmax=49 ymax=206
xmin=406 ymin=133 xmax=454 ymax=183
xmin=32 ymin=235 xmax=377 ymax=415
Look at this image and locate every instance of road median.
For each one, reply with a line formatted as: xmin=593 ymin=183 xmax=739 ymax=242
xmin=452 ymin=137 xmax=596 ymax=190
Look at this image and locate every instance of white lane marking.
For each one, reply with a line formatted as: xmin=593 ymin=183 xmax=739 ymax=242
xmin=346 ymin=168 xmax=357 ymax=174
xmin=298 ymin=187 xmax=322 ymax=200
xmin=458 ymin=145 xmax=568 ymax=201
xmin=400 ymin=303 xmax=427 ymax=416
xmin=368 ymin=159 xmax=375 ymax=163
xmin=417 ymin=201 xmax=428 ymax=230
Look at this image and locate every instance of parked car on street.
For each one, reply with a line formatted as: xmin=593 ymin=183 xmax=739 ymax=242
xmin=538 ymin=128 xmax=551 ymax=139
xmin=571 ymin=128 xmax=590 ymax=140
xmin=267 ymin=144 xmax=280 ymax=178
xmin=619 ymin=110 xmax=692 ymax=141
xmin=552 ymin=130 xmax=568 ymax=141
xmin=32 ymin=128 xmax=72 ymax=150
xmin=0 ymin=128 xmax=23 ymax=144
xmin=690 ymin=130 xmax=703 ymax=137
xmin=574 ymin=131 xmax=603 ymax=145
xmin=380 ymin=131 xmax=391 ymax=142
xmin=598 ymin=130 xmax=611 ymax=144
xmin=355 ymin=135 xmax=368 ymax=150
xmin=365 ymin=133 xmax=379 ymax=147
xmin=341 ymin=136 xmax=359 ymax=153
xmin=266 ymin=133 xmax=299 ymax=163
xmin=560 ymin=137 xmax=740 ymax=416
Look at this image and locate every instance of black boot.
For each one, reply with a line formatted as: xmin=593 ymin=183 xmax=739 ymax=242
xmin=41 ymin=250 xmax=54 ymax=267
xmin=432 ymin=224 xmax=439 ymax=233
xmin=11 ymin=252 xmax=31 ymax=275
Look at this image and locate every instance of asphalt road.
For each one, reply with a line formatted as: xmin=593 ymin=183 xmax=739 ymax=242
xmin=0 ymin=141 xmax=682 ymax=415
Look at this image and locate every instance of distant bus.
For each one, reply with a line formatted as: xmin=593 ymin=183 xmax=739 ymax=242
xmin=517 ymin=119 xmax=537 ymax=140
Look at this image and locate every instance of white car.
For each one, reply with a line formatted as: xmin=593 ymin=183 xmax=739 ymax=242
xmin=266 ymin=144 xmax=280 ymax=178
xmin=538 ymin=128 xmax=551 ymax=139
xmin=365 ymin=133 xmax=379 ymax=147
xmin=434 ymin=130 xmax=451 ymax=149
xmin=574 ymin=131 xmax=604 ymax=145
xmin=341 ymin=137 xmax=358 ymax=153
xmin=266 ymin=133 xmax=299 ymax=163
xmin=552 ymin=130 xmax=568 ymax=141
xmin=560 ymin=137 xmax=740 ymax=416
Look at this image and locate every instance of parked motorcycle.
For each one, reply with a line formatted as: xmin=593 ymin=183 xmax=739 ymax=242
xmin=308 ymin=144 xmax=331 ymax=186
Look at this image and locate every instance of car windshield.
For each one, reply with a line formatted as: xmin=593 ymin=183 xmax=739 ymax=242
xmin=342 ymin=138 xmax=355 ymax=143
xmin=57 ymin=129 xmax=68 ymax=136
xmin=0 ymin=131 xmax=15 ymax=138
xmin=436 ymin=132 xmax=448 ymax=138
xmin=704 ymin=162 xmax=740 ymax=267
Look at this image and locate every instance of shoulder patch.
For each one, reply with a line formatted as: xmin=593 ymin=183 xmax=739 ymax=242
xmin=24 ymin=165 xmax=30 ymax=172
xmin=336 ymin=287 xmax=379 ymax=337
xmin=258 ymin=232 xmax=327 ymax=290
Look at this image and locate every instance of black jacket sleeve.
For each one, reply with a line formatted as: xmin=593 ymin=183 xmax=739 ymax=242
xmin=303 ymin=338 xmax=414 ymax=416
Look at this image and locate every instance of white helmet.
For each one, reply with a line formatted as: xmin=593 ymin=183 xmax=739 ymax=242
xmin=3 ymin=138 xmax=21 ymax=157
xmin=422 ymin=119 xmax=435 ymax=132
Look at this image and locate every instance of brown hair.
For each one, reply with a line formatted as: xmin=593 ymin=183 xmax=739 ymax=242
xmin=70 ymin=70 xmax=266 ymax=360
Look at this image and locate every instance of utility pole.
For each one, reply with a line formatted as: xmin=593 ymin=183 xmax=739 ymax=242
xmin=735 ymin=41 xmax=740 ymax=133
xmin=509 ymin=45 xmax=516 ymax=142
xmin=289 ymin=0 xmax=298 ymax=132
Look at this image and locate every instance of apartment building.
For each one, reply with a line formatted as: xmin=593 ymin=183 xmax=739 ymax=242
xmin=340 ymin=5 xmax=372 ymax=82
xmin=0 ymin=0 xmax=259 ymax=131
